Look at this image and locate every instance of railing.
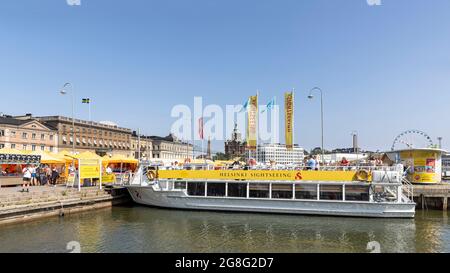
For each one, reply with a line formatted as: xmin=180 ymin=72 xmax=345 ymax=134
xmin=401 ymin=177 xmax=414 ymax=202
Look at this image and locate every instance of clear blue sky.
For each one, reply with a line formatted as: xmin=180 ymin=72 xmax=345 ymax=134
xmin=1 ymin=0 xmax=450 ymax=152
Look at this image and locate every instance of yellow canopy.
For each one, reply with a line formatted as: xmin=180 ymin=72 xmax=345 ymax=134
xmin=29 ymin=151 xmax=66 ymax=164
xmin=0 ymin=148 xmax=27 ymax=155
xmin=103 ymin=154 xmax=138 ymax=165
xmin=73 ymin=151 xmax=102 ymax=160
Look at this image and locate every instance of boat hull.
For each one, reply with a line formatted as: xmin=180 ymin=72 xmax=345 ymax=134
xmin=126 ymin=185 xmax=416 ymax=219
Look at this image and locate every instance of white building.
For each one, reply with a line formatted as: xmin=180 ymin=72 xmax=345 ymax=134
xmin=317 ymin=152 xmax=369 ymax=164
xmin=248 ymin=144 xmax=305 ymax=165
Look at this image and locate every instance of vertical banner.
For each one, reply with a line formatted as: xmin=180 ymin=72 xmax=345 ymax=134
xmin=247 ymin=95 xmax=258 ymax=151
xmin=285 ymin=92 xmax=294 ymax=150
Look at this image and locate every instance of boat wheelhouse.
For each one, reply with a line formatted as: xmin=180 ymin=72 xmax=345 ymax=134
xmin=125 ymin=163 xmax=416 ymax=218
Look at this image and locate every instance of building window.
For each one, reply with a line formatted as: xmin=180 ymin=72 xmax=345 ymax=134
xmin=49 ymin=146 xmax=54 ymax=152
xmin=41 ymin=134 xmax=45 ymax=140
xmin=11 ymin=144 xmax=16 ymax=149
xmin=10 ymin=131 xmax=16 ymax=137
xmin=32 ymin=145 xmax=36 ymax=151
xmin=0 ymin=130 xmax=4 ymax=137
xmin=41 ymin=145 xmax=45 ymax=151
xmin=23 ymin=144 xmax=27 ymax=150
xmin=32 ymin=133 xmax=36 ymax=139
xmin=50 ymin=135 xmax=54 ymax=141
xmin=22 ymin=132 xmax=28 ymax=139
xmin=0 ymin=144 xmax=4 ymax=149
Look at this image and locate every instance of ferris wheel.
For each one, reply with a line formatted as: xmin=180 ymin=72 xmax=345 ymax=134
xmin=391 ymin=130 xmax=435 ymax=151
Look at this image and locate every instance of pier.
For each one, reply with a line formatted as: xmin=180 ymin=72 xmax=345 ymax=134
xmin=414 ymin=183 xmax=450 ymax=211
xmin=0 ymin=186 xmax=130 ymax=225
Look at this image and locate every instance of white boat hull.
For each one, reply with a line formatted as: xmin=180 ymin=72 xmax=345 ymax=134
xmin=126 ymin=185 xmax=416 ymax=219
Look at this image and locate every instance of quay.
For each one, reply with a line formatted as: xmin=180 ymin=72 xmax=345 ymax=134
xmin=414 ymin=183 xmax=450 ymax=211
xmin=0 ymin=186 xmax=130 ymax=225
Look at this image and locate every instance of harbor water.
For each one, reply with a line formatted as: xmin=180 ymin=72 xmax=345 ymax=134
xmin=0 ymin=205 xmax=449 ymax=253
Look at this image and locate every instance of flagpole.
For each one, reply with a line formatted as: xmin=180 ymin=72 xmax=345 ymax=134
xmin=256 ymin=90 xmax=259 ymax=165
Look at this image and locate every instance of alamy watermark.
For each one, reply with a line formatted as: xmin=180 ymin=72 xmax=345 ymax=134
xmin=170 ymin=97 xmax=280 ymax=143
xmin=66 ymin=0 xmax=81 ymax=6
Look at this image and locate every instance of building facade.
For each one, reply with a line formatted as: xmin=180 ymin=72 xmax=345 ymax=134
xmin=150 ymin=134 xmax=193 ymax=162
xmin=131 ymin=133 xmax=153 ymax=160
xmin=225 ymin=123 xmax=247 ymax=159
xmin=249 ymin=143 xmax=305 ymax=165
xmin=34 ymin=116 xmax=132 ymax=156
xmin=0 ymin=115 xmax=58 ymax=152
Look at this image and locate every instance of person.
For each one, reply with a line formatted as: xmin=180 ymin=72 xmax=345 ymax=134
xmin=51 ymin=167 xmax=60 ymax=187
xmin=106 ymin=166 xmax=113 ymax=175
xmin=314 ymin=156 xmax=320 ymax=171
xmin=306 ymin=156 xmax=316 ymax=170
xmin=30 ymin=165 xmax=37 ymax=186
xmin=39 ymin=167 xmax=48 ymax=186
xmin=21 ymin=165 xmax=32 ymax=193
xmin=340 ymin=157 xmax=349 ymax=166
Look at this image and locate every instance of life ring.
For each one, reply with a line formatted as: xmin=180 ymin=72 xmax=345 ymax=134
xmin=146 ymin=170 xmax=156 ymax=181
xmin=356 ymin=170 xmax=370 ymax=182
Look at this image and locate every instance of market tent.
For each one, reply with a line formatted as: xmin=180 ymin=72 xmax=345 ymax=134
xmin=102 ymin=154 xmax=138 ymax=165
xmin=73 ymin=151 xmax=103 ymax=160
xmin=29 ymin=151 xmax=66 ymax=164
xmin=0 ymin=148 xmax=27 ymax=155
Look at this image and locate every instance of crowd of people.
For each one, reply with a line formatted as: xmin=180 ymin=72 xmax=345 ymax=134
xmin=20 ymin=164 xmax=60 ymax=193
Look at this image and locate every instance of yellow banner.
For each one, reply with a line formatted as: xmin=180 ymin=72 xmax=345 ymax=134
xmin=157 ymin=170 xmax=358 ymax=182
xmin=79 ymin=159 xmax=102 ymax=179
xmin=247 ymin=95 xmax=258 ymax=151
xmin=285 ymin=92 xmax=294 ymax=150
xmin=102 ymin=174 xmax=116 ymax=183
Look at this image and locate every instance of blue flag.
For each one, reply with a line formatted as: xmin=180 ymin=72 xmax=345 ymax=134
xmin=261 ymin=97 xmax=276 ymax=113
xmin=239 ymin=98 xmax=250 ymax=113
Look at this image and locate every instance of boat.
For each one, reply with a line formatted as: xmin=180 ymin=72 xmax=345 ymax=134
xmin=124 ymin=162 xmax=416 ymax=218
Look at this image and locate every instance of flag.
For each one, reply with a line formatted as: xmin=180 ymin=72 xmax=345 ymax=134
xmin=246 ymin=95 xmax=258 ymax=151
xmin=239 ymin=98 xmax=250 ymax=113
xmin=261 ymin=97 xmax=276 ymax=113
xmin=285 ymin=92 xmax=294 ymax=150
xmin=82 ymin=98 xmax=91 ymax=104
xmin=198 ymin=117 xmax=204 ymax=140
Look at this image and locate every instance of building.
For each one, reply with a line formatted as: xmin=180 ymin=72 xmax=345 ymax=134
xmin=32 ymin=116 xmax=132 ymax=156
xmin=318 ymin=152 xmax=369 ymax=164
xmin=150 ymin=134 xmax=193 ymax=162
xmin=131 ymin=132 xmax=153 ymax=160
xmin=0 ymin=115 xmax=58 ymax=152
xmin=225 ymin=123 xmax=247 ymax=158
xmin=249 ymin=143 xmax=305 ymax=165
xmin=443 ymin=153 xmax=450 ymax=179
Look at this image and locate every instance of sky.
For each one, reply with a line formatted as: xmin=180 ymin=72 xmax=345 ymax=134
xmin=1 ymin=0 xmax=450 ymax=153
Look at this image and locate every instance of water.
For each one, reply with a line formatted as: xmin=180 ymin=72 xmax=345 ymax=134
xmin=0 ymin=206 xmax=449 ymax=253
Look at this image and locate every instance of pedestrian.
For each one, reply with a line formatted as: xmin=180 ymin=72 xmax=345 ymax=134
xmin=30 ymin=165 xmax=37 ymax=186
xmin=51 ymin=167 xmax=60 ymax=187
xmin=45 ymin=165 xmax=52 ymax=185
xmin=21 ymin=165 xmax=32 ymax=193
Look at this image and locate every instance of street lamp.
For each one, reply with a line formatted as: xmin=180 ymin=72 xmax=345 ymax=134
xmin=60 ymin=83 xmax=76 ymax=155
xmin=308 ymin=87 xmax=325 ymax=165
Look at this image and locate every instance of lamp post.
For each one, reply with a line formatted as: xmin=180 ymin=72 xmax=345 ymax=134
xmin=308 ymin=87 xmax=325 ymax=165
xmin=60 ymin=83 xmax=76 ymax=155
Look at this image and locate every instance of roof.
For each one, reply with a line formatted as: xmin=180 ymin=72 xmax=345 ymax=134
xmin=0 ymin=117 xmax=30 ymax=126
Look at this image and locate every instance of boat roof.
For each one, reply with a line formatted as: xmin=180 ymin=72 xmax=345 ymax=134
xmin=388 ymin=148 xmax=448 ymax=153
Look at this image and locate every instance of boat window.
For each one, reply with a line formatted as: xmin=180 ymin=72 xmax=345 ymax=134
xmin=295 ymin=184 xmax=317 ymax=200
xmin=174 ymin=181 xmax=186 ymax=190
xmin=249 ymin=183 xmax=270 ymax=199
xmin=272 ymin=184 xmax=293 ymax=199
xmin=320 ymin=185 xmax=343 ymax=201
xmin=345 ymin=185 xmax=370 ymax=201
xmin=227 ymin=183 xmax=247 ymax=198
xmin=207 ymin=183 xmax=226 ymax=197
xmin=187 ymin=182 xmax=205 ymax=196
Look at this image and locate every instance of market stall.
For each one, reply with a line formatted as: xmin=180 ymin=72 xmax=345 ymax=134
xmin=0 ymin=148 xmax=41 ymax=187
xmin=102 ymin=155 xmax=138 ymax=184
